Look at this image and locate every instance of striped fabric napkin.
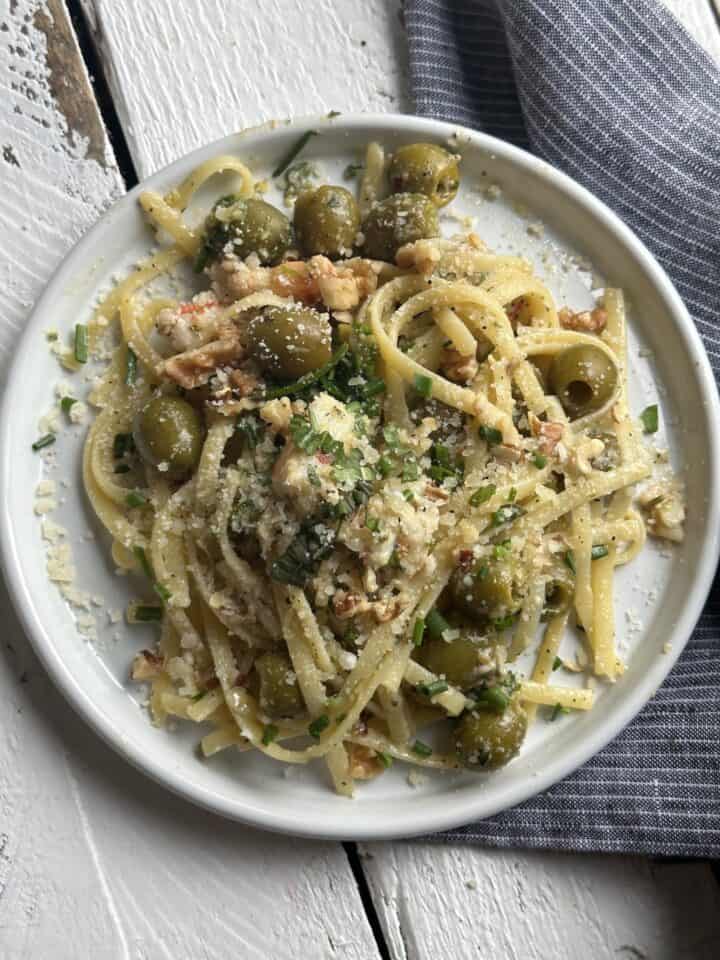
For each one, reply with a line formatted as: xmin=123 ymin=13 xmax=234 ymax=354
xmin=405 ymin=0 xmax=720 ymax=856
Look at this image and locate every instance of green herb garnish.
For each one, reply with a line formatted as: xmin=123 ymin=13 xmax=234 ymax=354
xmin=564 ymin=550 xmax=576 ymax=574
xmin=413 ymin=372 xmax=433 ymax=398
xmin=417 ymin=679 xmax=449 ymax=697
xmin=552 ymin=656 xmax=563 ymax=671
xmin=235 ymin=412 xmax=266 ymax=449
xmin=262 ymin=724 xmax=279 ymax=745
xmin=126 ymin=491 xmax=147 ymax=509
xmin=471 ymin=685 xmax=510 ymax=713
xmin=479 ymin=424 xmax=502 ymax=446
xmin=491 ymin=504 xmax=525 ymax=527
xmin=270 ymin=520 xmax=336 ymax=587
xmin=272 ymin=129 xmax=319 ymax=178
xmin=343 ymin=162 xmax=363 ymax=180
xmin=74 ymin=324 xmax=88 ymax=363
xmin=32 ymin=434 xmax=55 ymax=452
xmin=591 ymin=544 xmax=609 ymax=560
xmin=532 ymin=452 xmax=547 ymax=468
xmin=308 ymin=714 xmax=330 ymax=739
xmin=130 ymin=604 xmax=163 ymax=623
xmin=60 ymin=396 xmax=76 ymax=414
xmin=426 ymin=608 xmax=451 ymax=641
xmin=470 ymin=484 xmax=496 ymax=507
xmin=365 ymin=516 xmax=380 ymax=533
xmin=411 ymin=740 xmax=433 ymax=758
xmin=550 ymin=703 xmax=570 ymax=721
xmin=113 ymin=432 xmax=134 ymax=459
xmin=412 ymin=617 xmax=426 ymax=647
xmin=125 ymin=346 xmax=137 ymax=386
xmin=265 ymin=344 xmax=349 ymax=401
xmin=377 ymin=751 xmax=393 ymax=768
xmin=640 ymin=404 xmax=658 ymax=434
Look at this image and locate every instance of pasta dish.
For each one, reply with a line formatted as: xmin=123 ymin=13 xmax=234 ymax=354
xmin=68 ymin=138 xmax=684 ymax=794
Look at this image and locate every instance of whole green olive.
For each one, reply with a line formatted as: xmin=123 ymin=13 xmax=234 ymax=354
xmin=362 ymin=193 xmax=440 ymax=262
xmin=245 ymin=304 xmax=332 ymax=380
xmin=415 ymin=634 xmax=486 ymax=690
xmin=549 ymin=343 xmax=618 ymax=419
xmin=196 ymin=195 xmax=292 ymax=269
xmin=450 ymin=562 xmax=516 ymax=623
xmin=294 ymin=185 xmax=360 ymax=258
xmin=255 ymin=652 xmax=304 ymax=718
xmin=389 ymin=143 xmax=460 ymax=207
xmin=455 ymin=701 xmax=528 ymax=770
xmin=133 ymin=395 xmax=203 ymax=475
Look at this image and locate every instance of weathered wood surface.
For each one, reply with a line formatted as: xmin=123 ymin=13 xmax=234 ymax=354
xmin=0 ymin=4 xmax=381 ymax=959
xmin=1 ymin=1 xmax=719 ymax=958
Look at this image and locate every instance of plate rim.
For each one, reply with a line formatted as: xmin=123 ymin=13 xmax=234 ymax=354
xmin=2 ymin=111 xmax=719 ymax=840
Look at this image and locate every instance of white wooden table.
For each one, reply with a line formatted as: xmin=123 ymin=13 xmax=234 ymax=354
xmin=1 ymin=2 xmax=720 ymax=957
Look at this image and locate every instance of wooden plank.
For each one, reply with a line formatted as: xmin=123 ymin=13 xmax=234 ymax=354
xmin=85 ymin=0 xmax=410 ymax=178
xmin=360 ymin=844 xmax=720 ymax=960
xmin=0 ymin=5 xmax=381 ymax=959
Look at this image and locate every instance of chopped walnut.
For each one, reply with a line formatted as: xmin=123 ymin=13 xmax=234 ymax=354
xmin=332 ymin=590 xmax=371 ymax=620
xmin=440 ymin=347 xmax=479 ymax=384
xmin=530 ymin=413 xmax=564 ymax=455
xmin=162 ymin=327 xmax=245 ymax=389
xmin=131 ymin=649 xmax=163 ymax=681
xmin=348 ymin=744 xmax=385 ymax=780
xmin=638 ymin=480 xmax=686 ymax=542
xmin=558 ymin=306 xmax=608 ymax=333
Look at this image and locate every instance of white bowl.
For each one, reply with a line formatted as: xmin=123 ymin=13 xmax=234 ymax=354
xmin=1 ymin=114 xmax=718 ymax=840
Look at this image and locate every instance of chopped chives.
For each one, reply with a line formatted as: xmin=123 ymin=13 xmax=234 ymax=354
xmin=402 ymin=489 xmax=415 ymax=502
xmin=411 ymin=740 xmax=433 ymax=757
xmin=74 ymin=324 xmax=88 ymax=363
xmin=365 ymin=516 xmax=380 ymax=533
xmin=262 ymin=724 xmax=279 ymax=745
xmin=591 ymin=544 xmax=609 ymax=560
xmin=552 ymin=656 xmax=563 ymax=671
xmin=377 ymin=751 xmax=393 ymax=769
xmin=426 ymin=608 xmax=451 ymax=641
xmin=508 ymin=486 xmax=517 ymax=502
xmin=32 ymin=433 xmax=55 ymax=452
xmin=412 ymin=617 xmax=426 ymax=647
xmin=470 ymin=483 xmax=496 ymax=507
xmin=133 ymin=545 xmax=153 ymax=579
xmin=126 ymin=491 xmax=147 ymax=508
xmin=308 ymin=714 xmax=330 ymax=739
xmin=401 ymin=459 xmax=419 ymax=482
xmin=550 ymin=703 xmax=570 ymax=721
xmin=478 ymin=424 xmax=502 ymax=446
xmin=418 ymin=679 xmax=449 ymax=697
xmin=125 ymin=346 xmax=137 ymax=386
xmin=491 ymin=503 xmax=524 ymax=527
xmin=130 ymin=603 xmax=163 ymax=622
xmin=153 ymin=582 xmax=172 ymax=604
xmin=532 ymin=452 xmax=547 ymax=468
xmin=413 ymin=373 xmax=432 ymax=398
xmin=640 ymin=404 xmax=658 ymax=434
xmin=272 ymin=129 xmax=319 ymax=178
xmin=472 ymin=685 xmax=510 ymax=713
xmin=564 ymin=550 xmax=576 ymax=574
xmin=60 ymin=396 xmax=76 ymax=413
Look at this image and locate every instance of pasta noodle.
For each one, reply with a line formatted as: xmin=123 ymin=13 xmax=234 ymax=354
xmin=68 ymin=137 xmax=682 ymax=795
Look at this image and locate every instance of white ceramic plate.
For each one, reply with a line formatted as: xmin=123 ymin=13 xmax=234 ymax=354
xmin=1 ymin=114 xmax=718 ymax=840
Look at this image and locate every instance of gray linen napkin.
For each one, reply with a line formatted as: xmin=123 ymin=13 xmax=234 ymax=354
xmin=405 ymin=0 xmax=720 ymax=856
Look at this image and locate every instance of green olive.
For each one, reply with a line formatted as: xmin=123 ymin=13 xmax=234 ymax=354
xmin=362 ymin=193 xmax=440 ymax=262
xmin=455 ymin=701 xmax=527 ymax=770
xmin=245 ymin=304 xmax=332 ymax=380
xmin=294 ymin=185 xmax=360 ymax=258
xmin=549 ymin=344 xmax=618 ymax=419
xmin=196 ymin=195 xmax=292 ymax=268
xmin=255 ymin=652 xmax=304 ymax=718
xmin=415 ymin=634 xmax=485 ymax=690
xmin=133 ymin=395 xmax=203 ymax=475
xmin=389 ymin=143 xmax=460 ymax=207
xmin=450 ymin=562 xmax=516 ymax=623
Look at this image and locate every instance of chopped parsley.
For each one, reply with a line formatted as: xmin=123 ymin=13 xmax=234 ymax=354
xmin=532 ymin=452 xmax=547 ymax=468
xmin=308 ymin=714 xmax=330 ymax=739
xmin=469 ymin=484 xmax=496 ymax=507
xmin=478 ymin=424 xmax=502 ymax=446
xmin=60 ymin=396 xmax=76 ymax=414
xmin=365 ymin=516 xmax=380 ymax=533
xmin=235 ymin=412 xmax=266 ymax=449
xmin=125 ymin=491 xmax=147 ymax=509
xmin=640 ymin=404 xmax=659 ymax=434
xmin=552 ymin=656 xmax=563 ymax=671
xmin=491 ymin=503 xmax=525 ymax=527
xmin=270 ymin=520 xmax=337 ymax=587
xmin=413 ymin=372 xmax=433 ymax=398
xmin=262 ymin=724 xmax=279 ymax=745
xmin=493 ymin=540 xmax=511 ymax=560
